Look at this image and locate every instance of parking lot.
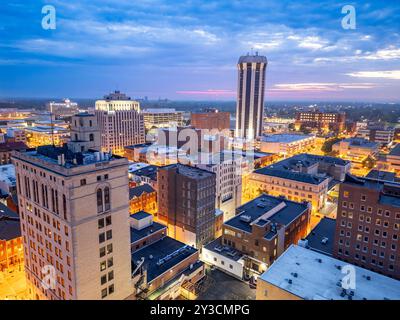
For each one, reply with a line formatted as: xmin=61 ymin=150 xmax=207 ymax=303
xmin=196 ymin=266 xmax=256 ymax=300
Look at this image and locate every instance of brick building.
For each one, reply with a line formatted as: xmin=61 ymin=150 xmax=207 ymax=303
xmin=334 ymin=174 xmax=400 ymax=280
xmin=129 ymin=184 xmax=157 ymax=215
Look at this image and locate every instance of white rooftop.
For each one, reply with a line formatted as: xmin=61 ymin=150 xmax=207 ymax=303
xmin=0 ymin=164 xmax=16 ymax=186
xmin=128 ymin=162 xmax=151 ymax=172
xmin=143 ymin=108 xmax=180 ymax=113
xmin=259 ymin=245 xmax=400 ymax=300
xmin=262 ymin=134 xmax=314 ymax=143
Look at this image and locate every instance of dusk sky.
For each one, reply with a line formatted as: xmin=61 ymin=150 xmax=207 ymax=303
xmin=1 ymin=0 xmax=400 ymax=101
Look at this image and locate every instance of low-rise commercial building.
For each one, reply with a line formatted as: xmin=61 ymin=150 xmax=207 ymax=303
xmin=143 ymin=108 xmax=184 ymax=129
xmin=202 ymin=194 xmax=310 ymax=279
xmin=295 ymin=111 xmax=346 ymax=133
xmin=249 ymin=154 xmax=350 ymax=213
xmin=356 ymin=126 xmax=395 ymax=146
xmin=0 ymin=203 xmax=23 ymax=272
xmin=129 ymin=184 xmax=157 ymax=215
xmin=259 ymin=134 xmax=315 ymax=156
xmin=191 ymin=109 xmax=230 ymax=132
xmin=131 ymin=212 xmax=204 ymax=300
xmin=332 ymin=138 xmax=379 ymax=163
xmin=256 ymin=244 xmax=400 ymax=300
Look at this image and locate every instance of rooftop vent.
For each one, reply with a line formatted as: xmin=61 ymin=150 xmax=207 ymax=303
xmin=240 ymin=215 xmax=252 ymax=223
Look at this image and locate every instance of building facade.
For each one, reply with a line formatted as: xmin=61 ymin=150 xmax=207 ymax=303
xmin=95 ymin=91 xmax=145 ymax=155
xmin=202 ymin=194 xmax=310 ymax=279
xmin=235 ymin=53 xmax=267 ymax=140
xmin=157 ymin=164 xmax=216 ymax=248
xmin=259 ymin=134 xmax=315 ymax=156
xmin=333 ymin=175 xmax=400 ymax=280
xmin=295 ymin=111 xmax=346 ymax=133
xmin=12 ymin=113 xmax=134 ymax=300
xmin=249 ymin=154 xmax=350 ymax=213
xmin=191 ymin=109 xmax=230 ymax=132
xmin=143 ymin=108 xmax=184 ymax=129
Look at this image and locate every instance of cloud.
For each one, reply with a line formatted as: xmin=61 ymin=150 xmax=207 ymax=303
xmin=346 ymin=70 xmax=400 ymax=80
xmin=176 ymin=89 xmax=236 ymax=96
xmin=270 ymin=82 xmax=378 ymax=92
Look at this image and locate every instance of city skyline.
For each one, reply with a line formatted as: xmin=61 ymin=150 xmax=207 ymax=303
xmin=1 ymin=1 xmax=400 ymax=102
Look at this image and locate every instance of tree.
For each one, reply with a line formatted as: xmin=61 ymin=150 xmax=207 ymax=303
xmin=362 ymin=155 xmax=376 ymax=169
xmin=321 ymin=137 xmax=341 ymax=155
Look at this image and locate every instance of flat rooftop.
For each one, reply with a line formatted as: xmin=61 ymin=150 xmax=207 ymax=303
xmin=389 ymin=144 xmax=400 ymax=156
xmin=129 ymin=184 xmax=155 ymax=199
xmin=143 ymin=108 xmax=180 ymax=114
xmin=130 ymin=165 xmax=158 ymax=181
xmin=204 ymin=237 xmax=244 ymax=262
xmin=130 ymin=219 xmax=166 ymax=243
xmin=261 ymin=134 xmax=313 ymax=143
xmin=343 ymin=138 xmax=378 ymax=149
xmin=0 ymin=203 xmax=20 ymax=241
xmin=14 ymin=145 xmax=123 ymax=170
xmin=0 ymin=164 xmax=16 ymax=187
xmin=132 ymin=236 xmax=198 ymax=283
xmin=162 ymin=163 xmax=215 ymax=180
xmin=366 ymin=170 xmax=397 ymax=182
xmin=305 ymin=218 xmax=336 ymax=256
xmin=259 ymin=245 xmax=400 ymax=300
xmin=254 ymin=153 xmax=349 ymax=185
xmin=225 ymin=194 xmax=309 ymax=234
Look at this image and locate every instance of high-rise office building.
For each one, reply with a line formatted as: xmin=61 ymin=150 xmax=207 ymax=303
xmin=235 ymin=53 xmax=267 ymax=140
xmin=95 ymin=91 xmax=145 ymax=155
xmin=157 ymin=164 xmax=216 ymax=248
xmin=12 ymin=113 xmax=133 ymax=300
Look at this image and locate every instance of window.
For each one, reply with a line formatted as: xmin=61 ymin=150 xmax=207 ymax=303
xmin=98 ymin=218 xmax=105 ymax=229
xmin=99 ymin=233 xmax=105 ymax=244
xmin=107 ymin=258 xmax=113 ymax=268
xmin=101 ymin=275 xmax=107 ymax=285
xmin=100 ymin=261 xmax=106 ymax=271
xmin=80 ymin=179 xmax=86 ymax=186
xmin=90 ymin=134 xmax=94 ymax=142
xmin=107 ymin=244 xmax=113 ymax=254
xmin=97 ymin=189 xmax=103 ymax=213
xmin=108 ymin=284 xmax=114 ymax=295
xmin=100 ymin=247 xmax=106 ymax=258
xmin=104 ymin=187 xmax=110 ymax=211
xmin=106 ymin=216 xmax=112 ymax=226
xmin=108 ymin=271 xmax=114 ymax=281
xmin=106 ymin=230 xmax=112 ymax=240
xmin=101 ymin=288 xmax=107 ymax=299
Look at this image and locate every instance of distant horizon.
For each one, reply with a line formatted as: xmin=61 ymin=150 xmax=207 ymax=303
xmin=1 ymin=1 xmax=400 ymax=101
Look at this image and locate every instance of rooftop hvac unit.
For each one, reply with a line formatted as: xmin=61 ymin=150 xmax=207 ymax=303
xmin=240 ymin=215 xmax=252 ymax=223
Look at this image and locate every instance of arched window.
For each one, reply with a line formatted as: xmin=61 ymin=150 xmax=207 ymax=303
xmin=104 ymin=187 xmax=110 ymax=211
xmin=97 ymin=189 xmax=103 ymax=213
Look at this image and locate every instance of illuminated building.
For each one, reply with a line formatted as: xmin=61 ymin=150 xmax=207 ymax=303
xmin=334 ymin=174 xmax=400 ymax=280
xmin=129 ymin=184 xmax=157 ymax=215
xmin=295 ymin=111 xmax=346 ymax=133
xmin=157 ymin=164 xmax=216 ymax=248
xmin=235 ymin=53 xmax=267 ymax=140
xmin=202 ymin=194 xmax=310 ymax=279
xmin=256 ymin=244 xmax=400 ymax=300
xmin=47 ymin=99 xmax=79 ymax=118
xmin=25 ymin=126 xmax=69 ymax=148
xmin=191 ymin=109 xmax=230 ymax=131
xmin=143 ymin=108 xmax=184 ymax=129
xmin=0 ymin=203 xmax=23 ymax=272
xmin=332 ymin=138 xmax=379 ymax=163
xmin=131 ymin=212 xmax=204 ymax=300
xmin=249 ymin=154 xmax=351 ymax=213
xmin=95 ymin=91 xmax=145 ymax=155
xmin=12 ymin=113 xmax=134 ymax=300
xmin=259 ymin=134 xmax=315 ymax=156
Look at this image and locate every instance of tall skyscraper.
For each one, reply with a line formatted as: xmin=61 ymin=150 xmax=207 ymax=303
xmin=12 ymin=113 xmax=133 ymax=300
xmin=235 ymin=53 xmax=267 ymax=140
xmin=95 ymin=91 xmax=145 ymax=155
